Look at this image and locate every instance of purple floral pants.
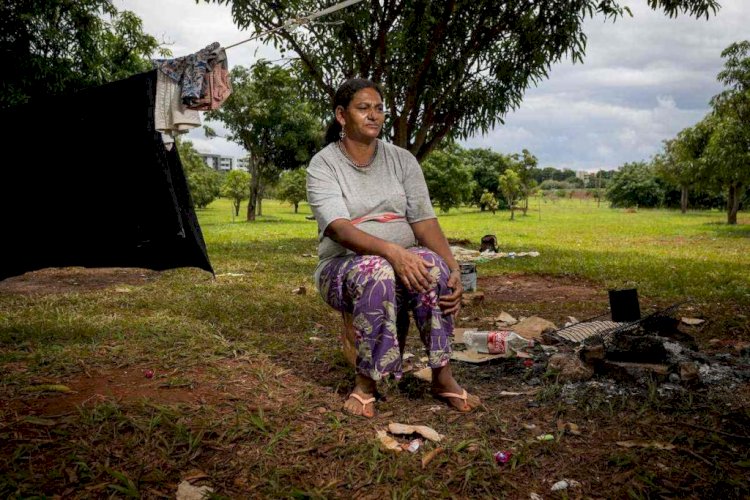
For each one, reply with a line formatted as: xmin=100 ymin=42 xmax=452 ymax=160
xmin=319 ymin=247 xmax=454 ymax=381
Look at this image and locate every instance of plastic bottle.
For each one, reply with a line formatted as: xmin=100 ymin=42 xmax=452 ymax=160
xmin=462 ymin=330 xmax=533 ymax=355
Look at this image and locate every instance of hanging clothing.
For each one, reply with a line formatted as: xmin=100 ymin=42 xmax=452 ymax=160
xmin=0 ymin=70 xmax=214 ymax=281
xmin=153 ymin=42 xmax=221 ymax=106
xmin=154 ymin=69 xmax=202 ymax=138
xmin=187 ymin=48 xmax=232 ymax=111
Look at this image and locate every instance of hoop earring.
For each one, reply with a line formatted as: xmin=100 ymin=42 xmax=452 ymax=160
xmin=339 ymin=130 xmax=346 ymax=140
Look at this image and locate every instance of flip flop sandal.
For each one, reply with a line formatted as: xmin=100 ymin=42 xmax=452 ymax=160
xmin=434 ymin=389 xmax=472 ymax=412
xmin=345 ymin=393 xmax=376 ymax=418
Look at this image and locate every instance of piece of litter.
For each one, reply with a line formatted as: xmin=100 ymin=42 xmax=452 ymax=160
xmin=388 ymin=422 xmax=442 ymax=443
xmin=567 ymin=423 xmax=581 ymax=435
xmin=494 ymin=450 xmax=512 ymax=464
xmin=529 ymin=493 xmax=543 ymax=500
xmin=536 ymin=434 xmax=554 ymax=441
xmin=176 ymin=481 xmax=214 ymax=500
xmin=498 ymin=311 xmax=517 ymax=324
xmin=551 ymin=480 xmax=569 ymax=491
xmin=217 ymin=272 xmax=245 ymax=277
xmin=403 ymin=438 xmax=422 ymax=453
xmin=292 ymin=285 xmax=307 ymax=295
xmin=413 ymin=367 xmax=432 ymax=382
xmin=523 ymin=423 xmax=537 ymax=430
xmin=308 ymin=336 xmax=323 ymax=342
xmin=499 ymin=391 xmax=523 ymax=397
xmin=376 ymin=430 xmax=402 ymax=452
xmin=421 ymin=447 xmax=444 ymax=469
xmin=681 ymin=317 xmax=705 ymax=325
xmin=143 ymin=369 xmax=154 ymax=379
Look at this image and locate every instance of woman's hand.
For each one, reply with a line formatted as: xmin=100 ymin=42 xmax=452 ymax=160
xmin=387 ymin=245 xmax=435 ymax=293
xmin=439 ymin=270 xmax=463 ymax=316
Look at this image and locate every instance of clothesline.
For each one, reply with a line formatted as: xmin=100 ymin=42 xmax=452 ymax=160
xmin=224 ymin=0 xmax=364 ymax=50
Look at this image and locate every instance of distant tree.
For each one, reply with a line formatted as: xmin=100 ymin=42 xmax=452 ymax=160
xmin=553 ymin=168 xmax=577 ymax=182
xmin=498 ymin=169 xmax=522 ymax=220
xmin=276 ymin=168 xmax=307 ymax=213
xmin=1 ymin=2 xmax=168 ymax=109
xmin=539 ymin=180 xmax=574 ymax=190
xmin=655 ymin=120 xmax=711 ymax=213
xmin=422 ymin=150 xmax=473 ymax=213
xmin=509 ymin=149 xmax=538 ymax=215
xmin=210 ymin=0 xmax=719 ymax=160
xmin=479 ymin=190 xmax=499 ymax=214
xmin=703 ymin=115 xmax=750 ymax=224
xmin=206 ymin=61 xmax=321 ymax=221
xmin=708 ymin=40 xmax=750 ymax=224
xmin=606 ymin=162 xmax=665 ymax=208
xmin=177 ymin=140 xmax=221 ymax=209
xmin=222 ymin=169 xmax=251 ymax=216
xmin=459 ymin=148 xmax=509 ymax=207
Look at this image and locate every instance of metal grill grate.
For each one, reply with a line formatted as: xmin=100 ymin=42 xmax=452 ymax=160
xmin=548 ymin=301 xmax=688 ymax=346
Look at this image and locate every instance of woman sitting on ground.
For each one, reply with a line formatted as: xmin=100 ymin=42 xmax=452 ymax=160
xmin=306 ymin=78 xmax=480 ymax=418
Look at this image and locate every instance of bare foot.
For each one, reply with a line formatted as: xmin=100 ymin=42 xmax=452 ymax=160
xmin=343 ymin=374 xmax=376 ymax=418
xmin=431 ymin=364 xmax=481 ymax=412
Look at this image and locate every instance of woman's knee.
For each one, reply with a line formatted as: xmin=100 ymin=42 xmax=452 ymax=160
xmin=345 ymin=255 xmax=397 ymax=292
xmin=409 ymin=247 xmax=450 ymax=279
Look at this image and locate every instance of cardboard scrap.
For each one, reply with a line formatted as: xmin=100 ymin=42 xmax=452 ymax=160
xmin=512 ymin=316 xmax=557 ymax=340
xmin=176 ymin=481 xmax=214 ymax=500
xmin=413 ymin=367 xmax=432 ymax=382
xmin=388 ymin=422 xmax=442 ymax=443
xmin=376 ymin=430 xmax=402 ymax=452
xmin=451 ymin=350 xmax=508 ymax=364
xmin=681 ymin=317 xmax=705 ymax=326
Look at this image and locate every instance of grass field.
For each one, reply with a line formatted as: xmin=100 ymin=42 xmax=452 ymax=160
xmin=0 ymin=198 xmax=748 ymax=498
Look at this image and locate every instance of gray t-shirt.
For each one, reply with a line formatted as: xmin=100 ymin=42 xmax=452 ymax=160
xmin=306 ymin=139 xmax=436 ymax=287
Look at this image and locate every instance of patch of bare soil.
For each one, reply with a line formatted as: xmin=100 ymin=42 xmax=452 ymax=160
xmin=479 ymin=273 xmax=607 ymax=305
xmin=5 ymin=366 xmax=220 ymax=417
xmin=0 ymin=267 xmax=158 ymax=295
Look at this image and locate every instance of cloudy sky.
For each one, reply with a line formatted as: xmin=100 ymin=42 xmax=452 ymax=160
xmin=119 ymin=0 xmax=749 ymax=171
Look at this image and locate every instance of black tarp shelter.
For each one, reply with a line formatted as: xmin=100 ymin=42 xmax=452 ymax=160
xmin=0 ymin=70 xmax=214 ymax=281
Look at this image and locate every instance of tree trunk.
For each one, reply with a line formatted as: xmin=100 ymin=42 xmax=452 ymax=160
xmin=680 ymin=185 xmax=688 ymax=214
xmin=234 ymin=200 xmax=240 ymax=216
xmin=255 ymin=183 xmax=266 ymax=217
xmin=247 ymin=161 xmax=260 ymax=221
xmin=294 ymin=202 xmax=299 ymax=213
xmin=727 ymin=183 xmax=741 ymax=225
xmin=509 ymin=207 xmax=515 ymax=220
xmin=521 ymin=196 xmax=529 ymax=216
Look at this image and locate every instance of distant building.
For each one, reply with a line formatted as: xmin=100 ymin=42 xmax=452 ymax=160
xmin=575 ymin=170 xmax=591 ymax=184
xmin=199 ymin=153 xmax=234 ymax=171
xmin=235 ymin=157 xmax=250 ymax=172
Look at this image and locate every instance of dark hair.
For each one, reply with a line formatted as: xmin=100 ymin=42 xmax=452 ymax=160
xmin=324 ymin=78 xmax=383 ymax=145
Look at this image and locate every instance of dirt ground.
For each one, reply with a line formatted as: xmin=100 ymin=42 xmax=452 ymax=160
xmin=0 ymin=267 xmax=158 ymax=295
xmin=1 ymin=268 xmax=748 ymax=498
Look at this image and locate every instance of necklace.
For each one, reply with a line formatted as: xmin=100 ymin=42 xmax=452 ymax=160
xmin=338 ymin=140 xmax=378 ymax=168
